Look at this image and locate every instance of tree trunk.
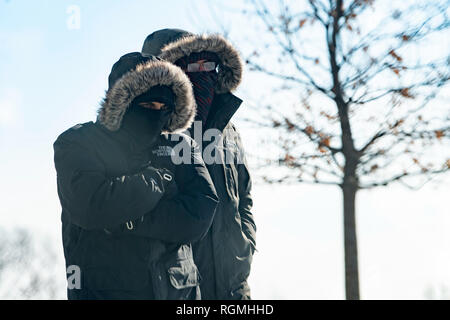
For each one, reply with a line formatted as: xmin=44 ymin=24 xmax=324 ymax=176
xmin=342 ymin=184 xmax=360 ymax=300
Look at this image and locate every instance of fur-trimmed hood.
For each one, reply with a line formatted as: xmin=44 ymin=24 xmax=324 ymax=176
xmin=98 ymin=57 xmax=196 ymax=133
xmin=158 ymin=33 xmax=243 ymax=94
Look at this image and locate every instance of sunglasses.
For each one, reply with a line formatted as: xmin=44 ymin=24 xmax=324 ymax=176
xmin=186 ymin=61 xmax=217 ymax=72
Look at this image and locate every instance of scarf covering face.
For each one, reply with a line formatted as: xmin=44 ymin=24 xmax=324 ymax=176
xmin=176 ymin=52 xmax=220 ymax=123
xmin=121 ymin=85 xmax=175 ymax=147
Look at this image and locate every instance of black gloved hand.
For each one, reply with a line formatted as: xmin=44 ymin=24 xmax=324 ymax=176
xmin=103 ymin=166 xmax=177 ymax=235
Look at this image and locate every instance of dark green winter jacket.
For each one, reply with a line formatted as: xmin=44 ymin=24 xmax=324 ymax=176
xmin=142 ymin=29 xmax=256 ymax=300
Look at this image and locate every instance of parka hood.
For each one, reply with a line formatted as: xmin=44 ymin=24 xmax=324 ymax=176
xmin=142 ymin=30 xmax=243 ymax=94
xmin=98 ymin=53 xmax=196 ymax=133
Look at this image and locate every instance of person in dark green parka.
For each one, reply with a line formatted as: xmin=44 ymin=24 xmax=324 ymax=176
xmin=142 ymin=29 xmax=256 ymax=300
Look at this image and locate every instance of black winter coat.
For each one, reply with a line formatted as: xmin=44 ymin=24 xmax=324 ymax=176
xmin=54 ymin=54 xmax=218 ymax=300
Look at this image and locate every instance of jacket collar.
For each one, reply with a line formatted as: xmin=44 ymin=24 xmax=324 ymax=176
xmin=204 ymin=92 xmax=243 ymax=132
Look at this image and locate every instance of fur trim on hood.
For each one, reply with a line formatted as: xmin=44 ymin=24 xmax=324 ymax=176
xmin=98 ymin=60 xmax=196 ymax=133
xmin=159 ymin=34 xmax=243 ymax=94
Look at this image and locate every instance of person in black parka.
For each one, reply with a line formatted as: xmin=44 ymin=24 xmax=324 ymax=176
xmin=142 ymin=29 xmax=257 ymax=300
xmin=53 ymin=52 xmax=218 ymax=300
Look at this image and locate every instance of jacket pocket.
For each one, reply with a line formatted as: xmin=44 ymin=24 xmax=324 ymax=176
xmin=167 ymin=259 xmax=201 ymax=290
xmin=165 ymin=258 xmax=201 ymax=300
xmin=151 ymin=245 xmax=201 ymax=300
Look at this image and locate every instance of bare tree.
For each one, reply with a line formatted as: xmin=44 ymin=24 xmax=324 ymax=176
xmin=236 ymin=0 xmax=450 ymax=299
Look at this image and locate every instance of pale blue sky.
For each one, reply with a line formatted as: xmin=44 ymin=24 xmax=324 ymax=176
xmin=1 ymin=0 xmax=449 ymax=299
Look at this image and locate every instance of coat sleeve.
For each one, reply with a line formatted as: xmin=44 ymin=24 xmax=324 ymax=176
xmin=123 ymin=137 xmax=218 ymax=244
xmin=235 ymin=128 xmax=257 ymax=252
xmin=54 ymin=136 xmax=167 ymax=231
